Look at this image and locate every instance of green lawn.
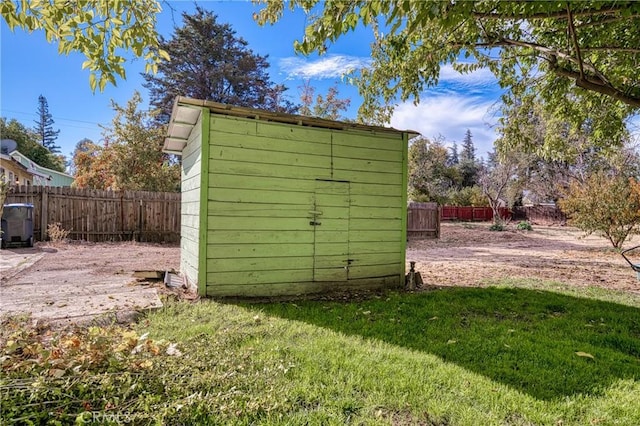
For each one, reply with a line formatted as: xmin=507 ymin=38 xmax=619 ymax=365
xmin=1 ymin=281 xmax=639 ymax=425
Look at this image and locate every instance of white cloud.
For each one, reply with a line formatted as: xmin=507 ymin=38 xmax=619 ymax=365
xmin=438 ymin=64 xmax=497 ymax=89
xmin=390 ymin=94 xmax=500 ymax=158
xmin=278 ymin=55 xmax=371 ymax=79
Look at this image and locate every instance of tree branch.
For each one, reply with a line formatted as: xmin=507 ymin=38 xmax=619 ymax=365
xmin=566 ymin=3 xmax=585 ymax=79
xmin=575 ymin=14 xmax=640 ymax=28
xmin=453 ymin=37 xmax=640 ymax=108
xmin=472 ymin=4 xmax=630 ymax=20
xmin=550 ymin=61 xmax=640 ymax=108
xmin=580 ymin=47 xmax=640 ymax=53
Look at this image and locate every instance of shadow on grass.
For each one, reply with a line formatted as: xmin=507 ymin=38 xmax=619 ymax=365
xmin=243 ymin=287 xmax=640 ymax=400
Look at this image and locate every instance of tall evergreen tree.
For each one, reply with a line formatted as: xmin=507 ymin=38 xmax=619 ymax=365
xmin=460 ymin=129 xmax=476 ymax=162
xmin=143 ymin=6 xmax=296 ymax=123
xmin=33 ymin=95 xmax=61 ymax=154
xmin=447 ymin=142 xmax=459 ymax=166
xmin=459 ymin=129 xmax=479 ymax=188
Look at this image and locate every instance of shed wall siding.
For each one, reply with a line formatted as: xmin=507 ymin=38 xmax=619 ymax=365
xmin=204 ymin=114 xmax=407 ymax=297
xmin=180 ymin=113 xmax=203 ymax=290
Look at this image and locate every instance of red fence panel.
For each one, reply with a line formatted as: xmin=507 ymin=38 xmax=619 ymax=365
xmin=441 ymin=206 xmax=458 ymax=220
xmin=441 ymin=206 xmax=495 ymax=222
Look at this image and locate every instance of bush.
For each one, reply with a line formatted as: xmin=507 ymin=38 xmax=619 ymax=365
xmin=517 ymin=221 xmax=533 ymax=231
xmin=558 ymin=173 xmax=640 ymax=249
xmin=47 ymin=222 xmax=70 ymax=243
xmin=489 ymin=223 xmax=505 ymax=231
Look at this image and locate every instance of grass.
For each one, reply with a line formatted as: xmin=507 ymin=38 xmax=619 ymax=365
xmin=1 ymin=283 xmax=639 ymax=425
xmin=249 ymin=286 xmax=640 ymax=401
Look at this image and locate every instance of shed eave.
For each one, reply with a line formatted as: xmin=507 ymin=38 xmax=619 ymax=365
xmin=163 ymin=103 xmax=202 ymax=155
xmin=171 ymin=96 xmax=420 ymax=137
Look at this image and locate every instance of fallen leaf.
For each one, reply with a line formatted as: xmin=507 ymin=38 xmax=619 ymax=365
xmin=575 ymin=351 xmax=594 ymax=359
xmin=48 ymin=368 xmax=66 ymax=378
xmin=447 ymin=339 xmax=457 ymax=345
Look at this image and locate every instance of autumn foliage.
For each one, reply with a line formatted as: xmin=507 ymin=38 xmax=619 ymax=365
xmin=72 ymin=92 xmax=180 ymax=192
xmin=559 ymin=173 xmax=640 ymax=249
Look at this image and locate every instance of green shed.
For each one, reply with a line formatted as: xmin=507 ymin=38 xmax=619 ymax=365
xmin=163 ymin=97 xmax=417 ymax=297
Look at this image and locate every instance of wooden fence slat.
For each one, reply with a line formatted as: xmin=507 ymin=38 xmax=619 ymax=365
xmin=5 ymin=186 xmax=180 ymax=243
xmin=407 ymin=202 xmax=440 ymax=240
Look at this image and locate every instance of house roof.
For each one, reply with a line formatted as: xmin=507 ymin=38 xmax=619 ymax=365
xmin=9 ymin=150 xmax=73 ymax=179
xmin=163 ymin=97 xmax=420 ymax=155
xmin=1 ymin=153 xmax=31 ymax=173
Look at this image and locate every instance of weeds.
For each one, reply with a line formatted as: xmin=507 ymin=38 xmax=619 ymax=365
xmin=0 ymin=317 xmax=180 ymax=424
xmin=46 ymin=222 xmax=70 ymax=243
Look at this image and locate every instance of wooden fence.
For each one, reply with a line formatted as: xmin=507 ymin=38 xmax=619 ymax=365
xmin=5 ymin=186 xmax=180 ymax=243
xmin=441 ymin=206 xmax=497 ymax=221
xmin=512 ymin=205 xmax=567 ymax=224
xmin=441 ymin=204 xmax=565 ymax=224
xmin=407 ymin=202 xmax=440 ymax=240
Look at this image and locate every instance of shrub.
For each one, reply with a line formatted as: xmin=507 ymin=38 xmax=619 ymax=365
xmin=489 ymin=223 xmax=505 ymax=231
xmin=517 ymin=221 xmax=533 ymax=231
xmin=47 ymin=222 xmax=70 ymax=243
xmin=559 ymin=173 xmax=640 ymax=249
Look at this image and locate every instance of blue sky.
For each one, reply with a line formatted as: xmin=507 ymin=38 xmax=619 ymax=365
xmin=1 ymin=1 xmax=503 ymax=165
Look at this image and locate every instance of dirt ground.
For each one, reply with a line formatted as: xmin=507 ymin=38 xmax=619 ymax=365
xmin=408 ymin=222 xmax=640 ymax=294
xmin=1 ymin=223 xmax=639 ymax=324
xmin=0 ymin=241 xmax=182 ymax=325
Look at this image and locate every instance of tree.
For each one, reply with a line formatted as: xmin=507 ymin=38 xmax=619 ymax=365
xmin=298 ymin=81 xmax=351 ymax=120
xmin=496 ymin=99 xmax=640 ymax=203
xmin=408 ymin=136 xmax=460 ymax=204
xmin=0 ymin=0 xmax=168 ymax=92
xmin=498 ymin=89 xmax=632 ymax=158
xmin=33 ymin=95 xmax=60 ymax=154
xmin=461 ymin=130 xmax=476 ymax=163
xmin=143 ymin=7 xmax=296 ymax=123
xmin=559 ymin=172 xmax=640 ymax=249
xmin=75 ymin=92 xmax=180 ymax=191
xmin=447 ymin=142 xmax=459 ymax=166
xmin=0 ymin=117 xmax=65 ymax=172
xmin=479 ymin=148 xmax=530 ymax=226
xmin=459 ymin=129 xmax=479 ymax=188
xmin=70 ymin=138 xmax=105 ymax=184
xmin=447 ymin=186 xmax=487 ymax=207
xmin=255 ymin=1 xmax=640 ymax=145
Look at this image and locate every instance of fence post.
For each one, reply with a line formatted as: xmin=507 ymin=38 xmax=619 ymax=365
xmin=40 ymin=188 xmax=48 ymax=241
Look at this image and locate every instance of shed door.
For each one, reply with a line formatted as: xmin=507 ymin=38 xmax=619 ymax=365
xmin=312 ymin=180 xmax=350 ymax=281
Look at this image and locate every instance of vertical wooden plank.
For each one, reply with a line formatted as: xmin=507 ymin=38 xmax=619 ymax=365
xmin=40 ymin=188 xmax=48 ymax=240
xmin=198 ymin=107 xmax=210 ymax=295
xmin=400 ymin=132 xmax=408 ymax=282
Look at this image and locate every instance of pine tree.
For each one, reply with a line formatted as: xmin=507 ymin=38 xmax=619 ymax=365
xmin=447 ymin=142 xmax=459 ymax=166
xmin=459 ymin=129 xmax=479 ymax=187
xmin=143 ymin=6 xmax=297 ymax=123
xmin=460 ymin=129 xmax=475 ymax=162
xmin=33 ymin=95 xmax=61 ymax=154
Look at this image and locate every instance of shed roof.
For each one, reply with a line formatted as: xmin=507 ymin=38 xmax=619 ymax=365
xmin=163 ymin=97 xmax=419 ymax=155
